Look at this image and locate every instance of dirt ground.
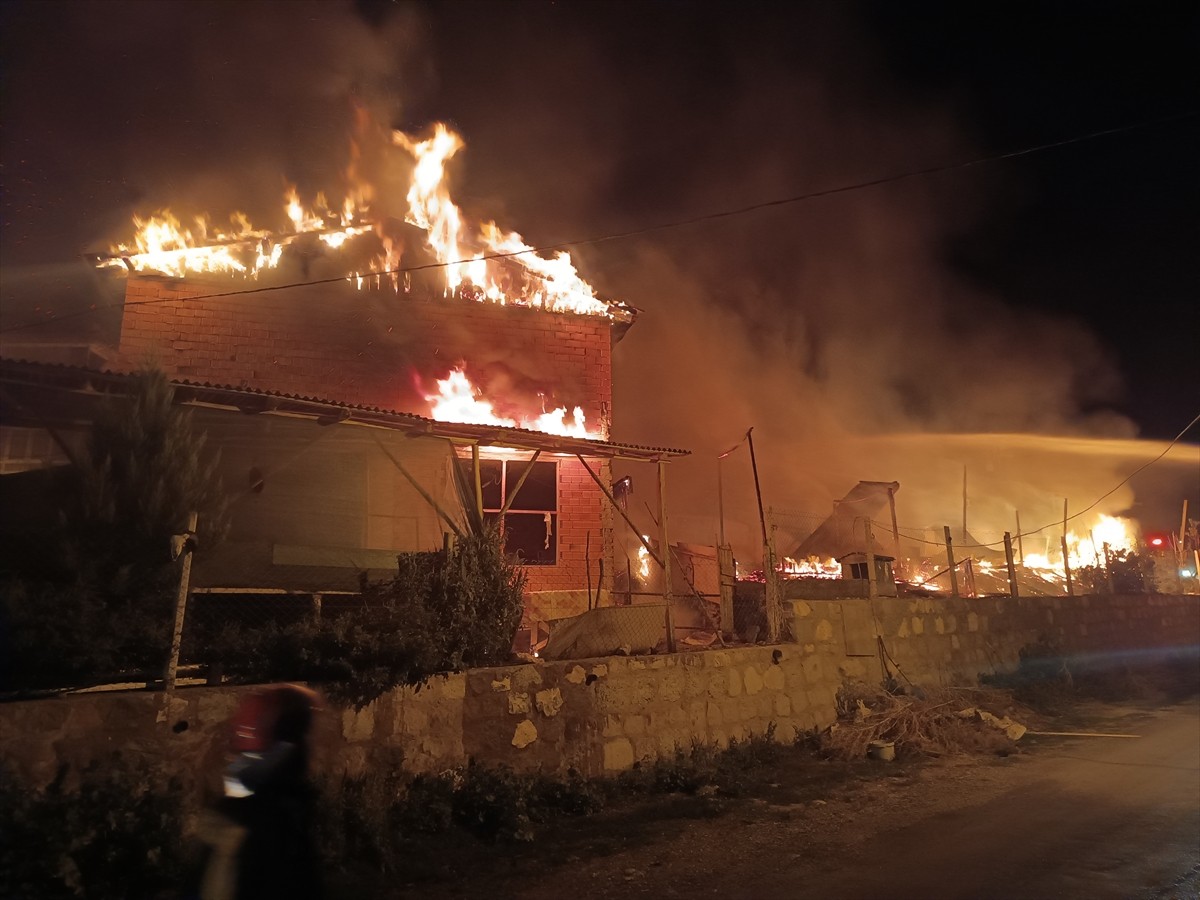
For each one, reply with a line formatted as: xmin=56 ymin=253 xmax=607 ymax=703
xmin=334 ymin=698 xmax=1200 ymax=900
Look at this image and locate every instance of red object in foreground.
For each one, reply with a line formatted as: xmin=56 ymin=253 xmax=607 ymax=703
xmin=228 ymin=684 xmax=320 ymax=753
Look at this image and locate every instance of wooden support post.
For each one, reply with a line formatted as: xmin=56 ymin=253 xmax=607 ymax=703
xmin=1180 ymin=499 xmax=1190 ymax=566
xmin=864 ymin=517 xmax=878 ymax=600
xmin=944 ymin=525 xmax=960 ymax=598
xmin=1015 ymin=510 xmax=1025 ymax=566
xmin=765 ymin=520 xmax=782 ymax=642
xmin=887 ymin=486 xmax=901 ymax=575
xmin=576 ymin=454 xmax=663 ymax=569
xmin=658 ymin=460 xmax=676 ymax=653
xmin=311 ymin=592 xmax=323 ymax=620
xmin=1061 ymin=497 xmax=1074 ymax=597
xmin=1102 ymin=543 xmax=1115 ymax=594
xmin=598 ymin=559 xmax=605 ymax=608
xmin=747 ymin=428 xmax=768 ymax=548
xmin=585 ymin=531 xmax=593 ymax=610
xmin=717 ymin=544 xmax=735 ymax=640
xmin=1003 ymin=532 xmax=1019 ymax=599
xmin=471 ymin=443 xmax=484 ymax=522
xmin=1061 ymin=536 xmax=1074 ymax=597
xmin=717 ymin=455 xmax=726 ymax=548
xmin=962 ymin=466 xmax=968 ymax=543
xmin=160 ymin=511 xmax=198 ymax=723
xmin=499 ymin=450 xmax=542 ymax=516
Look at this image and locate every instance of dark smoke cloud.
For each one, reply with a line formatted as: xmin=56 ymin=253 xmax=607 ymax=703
xmin=1 ymin=0 xmax=425 ymax=260
xmin=3 ymin=1 xmax=1192 ymax=557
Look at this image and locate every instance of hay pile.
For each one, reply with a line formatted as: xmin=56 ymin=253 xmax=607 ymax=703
xmin=821 ymin=685 xmax=1028 ymax=760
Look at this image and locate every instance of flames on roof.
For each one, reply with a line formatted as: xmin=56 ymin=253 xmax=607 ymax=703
xmin=92 ymin=121 xmax=632 ymax=323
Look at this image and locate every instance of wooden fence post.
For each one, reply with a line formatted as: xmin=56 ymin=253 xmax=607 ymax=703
xmin=160 ymin=511 xmax=198 ymax=723
xmin=944 ymin=525 xmax=960 ymax=598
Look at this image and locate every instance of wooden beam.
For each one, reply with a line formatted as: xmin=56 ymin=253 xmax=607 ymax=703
xmin=576 ymin=454 xmax=663 ymax=569
xmin=658 ymin=459 xmax=676 ymax=653
xmin=499 ymin=450 xmax=542 ymax=516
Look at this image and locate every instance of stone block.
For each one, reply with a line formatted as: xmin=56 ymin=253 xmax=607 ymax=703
xmin=342 ymin=703 xmax=376 ymax=743
xmin=440 ymin=674 xmax=466 ymax=700
xmin=744 ymin=666 xmax=764 ymax=695
xmin=659 ymin=672 xmax=685 ymax=703
xmin=535 ymin=688 xmax=564 ymax=717
xmin=508 ymin=693 xmax=531 ymax=715
xmin=624 ymin=714 xmax=647 ymax=736
xmin=513 ymin=665 xmax=545 ymax=692
xmin=726 ymin=668 xmax=743 ymax=697
xmin=565 ymin=665 xmax=587 ymax=685
xmin=774 ymin=694 xmax=792 ymax=717
xmin=706 ymin=701 xmax=724 ymax=727
xmin=512 ymin=719 xmax=538 ymax=749
xmin=763 ymin=665 xmax=785 ymax=691
xmin=603 ymin=738 xmax=635 ymax=771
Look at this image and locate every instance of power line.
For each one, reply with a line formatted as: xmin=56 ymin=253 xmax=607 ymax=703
xmin=3 ymin=109 xmax=1196 ymax=337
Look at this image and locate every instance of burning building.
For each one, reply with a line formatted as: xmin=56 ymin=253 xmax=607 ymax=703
xmin=0 ymin=121 xmax=690 ymax=627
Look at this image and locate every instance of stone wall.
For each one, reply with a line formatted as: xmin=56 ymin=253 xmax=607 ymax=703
xmin=3 ymin=593 xmax=1195 ymax=793
xmin=790 ymin=592 xmax=1200 ymax=686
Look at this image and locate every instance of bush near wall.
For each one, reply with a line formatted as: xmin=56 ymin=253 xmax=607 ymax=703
xmin=0 ymin=755 xmax=186 ymax=900
xmin=198 ymin=529 xmax=526 ymax=708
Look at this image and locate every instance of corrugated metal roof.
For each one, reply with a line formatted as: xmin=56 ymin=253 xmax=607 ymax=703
xmin=0 ymin=357 xmax=690 ymax=461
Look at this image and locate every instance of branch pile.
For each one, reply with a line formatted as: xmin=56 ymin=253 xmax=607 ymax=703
xmin=821 ymin=685 xmax=1028 ymax=760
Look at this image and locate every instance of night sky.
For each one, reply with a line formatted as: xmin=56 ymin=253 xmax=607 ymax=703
xmin=1 ymin=0 xmax=1196 ymax=543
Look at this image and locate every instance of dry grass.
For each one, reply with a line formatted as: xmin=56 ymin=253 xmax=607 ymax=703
xmin=821 ymin=685 xmax=1031 ymax=760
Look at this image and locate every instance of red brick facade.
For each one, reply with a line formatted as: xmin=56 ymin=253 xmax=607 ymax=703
xmin=116 ymin=275 xmax=617 ymax=603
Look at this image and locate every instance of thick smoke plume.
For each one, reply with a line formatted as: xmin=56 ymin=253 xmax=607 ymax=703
xmin=3 ymin=2 xmax=1194 ymax=562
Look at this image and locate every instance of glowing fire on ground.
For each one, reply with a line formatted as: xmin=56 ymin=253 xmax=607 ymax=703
xmin=909 ymin=513 xmax=1138 ymax=594
xmin=99 ymin=122 xmax=622 ymax=320
xmin=780 ymin=556 xmax=842 ymax=579
xmin=424 ymin=368 xmax=602 ymax=439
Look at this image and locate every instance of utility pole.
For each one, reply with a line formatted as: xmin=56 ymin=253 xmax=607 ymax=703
xmin=1061 ymin=498 xmax=1074 ymax=597
xmin=962 ymin=465 xmax=968 ymax=542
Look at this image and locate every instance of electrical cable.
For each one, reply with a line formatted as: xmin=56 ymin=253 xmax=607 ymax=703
xmin=3 ymin=109 xmax=1196 ymax=337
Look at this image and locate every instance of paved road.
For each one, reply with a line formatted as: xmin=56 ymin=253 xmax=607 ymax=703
xmin=754 ymin=703 xmax=1200 ymax=899
xmin=502 ymin=702 xmax=1200 ymax=900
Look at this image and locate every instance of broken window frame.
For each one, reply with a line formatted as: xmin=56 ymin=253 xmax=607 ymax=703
xmin=469 ymin=456 xmax=559 ymax=566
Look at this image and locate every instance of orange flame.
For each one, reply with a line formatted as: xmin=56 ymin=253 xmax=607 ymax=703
xmin=101 ymin=119 xmax=624 ymax=320
xmin=424 ymin=367 xmax=602 ymax=439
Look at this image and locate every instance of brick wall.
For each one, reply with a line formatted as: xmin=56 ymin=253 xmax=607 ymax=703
xmin=117 ymin=275 xmax=613 ymax=431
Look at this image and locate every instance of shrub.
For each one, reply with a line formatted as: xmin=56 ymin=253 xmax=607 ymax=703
xmin=0 ymin=367 xmax=228 ymax=692
xmin=0 ymin=756 xmax=186 ymax=900
xmin=0 ymin=577 xmax=174 ymax=692
xmin=203 ymin=527 xmax=526 ymax=708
